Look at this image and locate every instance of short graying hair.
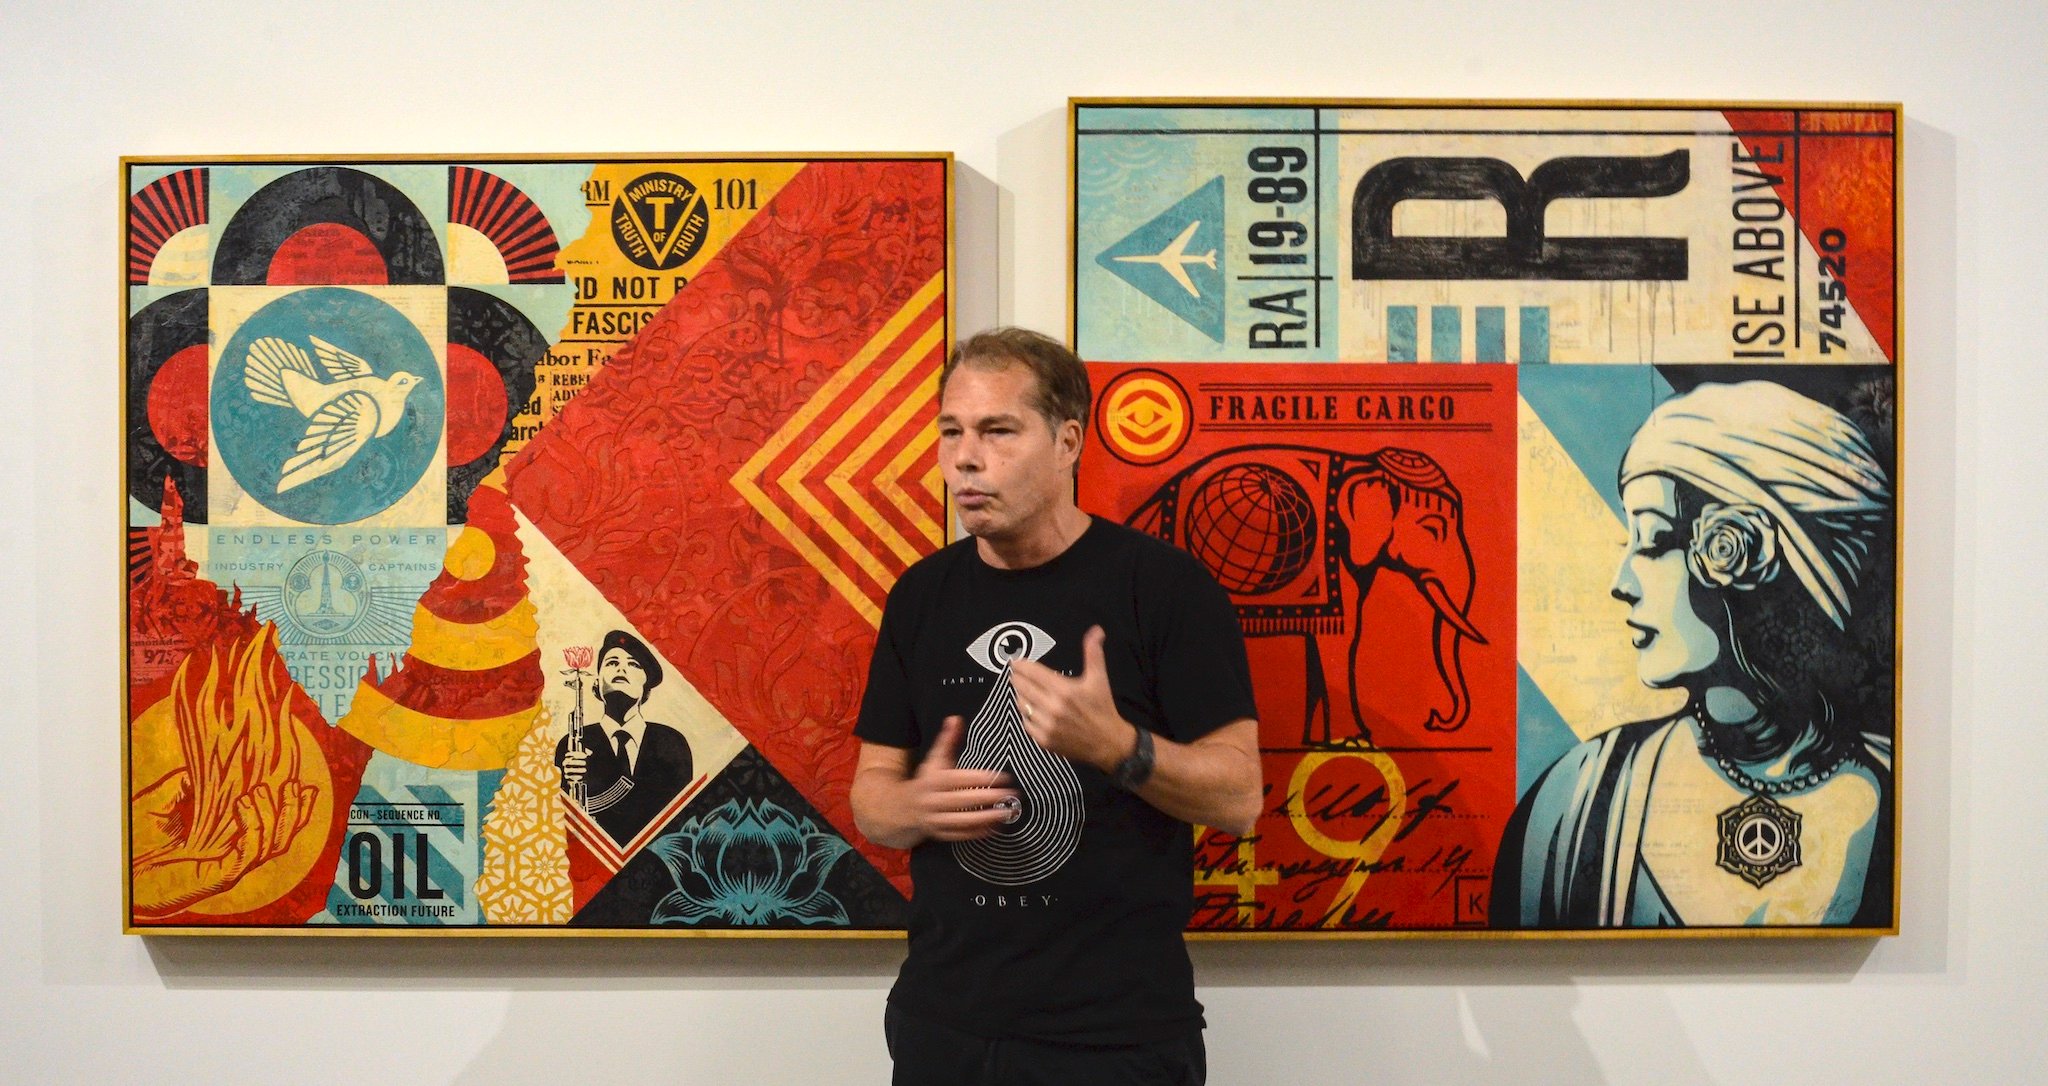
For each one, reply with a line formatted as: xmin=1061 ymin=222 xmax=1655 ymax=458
xmin=939 ymin=327 xmax=1091 ymax=433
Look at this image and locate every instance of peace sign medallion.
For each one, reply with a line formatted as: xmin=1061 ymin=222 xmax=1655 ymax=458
xmin=1717 ymin=793 xmax=1803 ymax=888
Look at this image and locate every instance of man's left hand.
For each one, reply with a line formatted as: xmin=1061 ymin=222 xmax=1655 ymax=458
xmin=1008 ymin=625 xmax=1135 ymax=773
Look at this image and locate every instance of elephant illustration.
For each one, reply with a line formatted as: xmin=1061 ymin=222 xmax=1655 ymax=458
xmin=1126 ymin=444 xmax=1484 ymax=746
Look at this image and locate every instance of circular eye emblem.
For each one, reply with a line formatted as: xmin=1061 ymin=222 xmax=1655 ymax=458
xmin=965 ymin=621 xmax=1056 ymax=674
xmin=1097 ymin=368 xmax=1192 ymax=466
xmin=993 ymin=627 xmax=1030 ymax=663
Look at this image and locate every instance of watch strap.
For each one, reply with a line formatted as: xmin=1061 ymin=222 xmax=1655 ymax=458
xmin=1112 ymin=724 xmax=1155 ymax=790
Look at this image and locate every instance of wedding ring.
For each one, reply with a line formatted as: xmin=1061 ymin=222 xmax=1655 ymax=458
xmin=1022 ymin=702 xmax=1035 ymax=721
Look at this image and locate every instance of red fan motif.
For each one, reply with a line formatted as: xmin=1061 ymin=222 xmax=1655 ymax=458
xmin=449 ymin=167 xmax=566 ymax=283
xmin=128 ymin=168 xmax=208 ymax=285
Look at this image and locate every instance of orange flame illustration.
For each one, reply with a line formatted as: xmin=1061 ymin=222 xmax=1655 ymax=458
xmin=131 ymin=627 xmax=321 ymax=919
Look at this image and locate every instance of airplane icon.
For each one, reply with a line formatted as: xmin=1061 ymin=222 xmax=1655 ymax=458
xmin=1111 ymin=220 xmax=1216 ymax=299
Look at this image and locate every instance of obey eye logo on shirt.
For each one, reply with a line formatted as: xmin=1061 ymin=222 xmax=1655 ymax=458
xmin=964 ymin=620 xmax=1055 ymax=673
xmin=951 ymin=621 xmax=1082 ymax=887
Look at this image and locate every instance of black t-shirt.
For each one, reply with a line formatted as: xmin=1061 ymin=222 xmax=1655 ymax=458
xmin=855 ymin=516 xmax=1257 ymax=1044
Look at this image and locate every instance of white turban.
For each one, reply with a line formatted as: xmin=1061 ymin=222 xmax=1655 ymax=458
xmin=1619 ymin=381 xmax=1890 ymax=630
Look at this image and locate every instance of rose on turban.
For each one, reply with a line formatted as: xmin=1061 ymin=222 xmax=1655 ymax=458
xmin=1620 ymin=381 xmax=1890 ymax=629
xmin=1688 ymin=502 xmax=1781 ymax=590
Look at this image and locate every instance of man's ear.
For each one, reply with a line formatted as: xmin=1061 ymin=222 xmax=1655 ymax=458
xmin=1060 ymin=417 xmax=1085 ymax=463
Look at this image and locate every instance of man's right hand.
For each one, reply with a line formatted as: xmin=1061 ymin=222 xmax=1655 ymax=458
xmin=560 ymin=746 xmax=588 ymax=786
xmin=850 ymin=717 xmax=1020 ymax=849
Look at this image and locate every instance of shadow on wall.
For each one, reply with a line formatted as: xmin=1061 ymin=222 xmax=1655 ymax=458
xmin=953 ymin=160 xmax=1001 ymax=336
xmin=145 ymin=934 xmax=909 ymax=991
xmin=995 ymin=106 xmax=1066 ymax=329
xmin=1893 ymin=116 xmax=1963 ymax=981
xmin=1197 ymin=936 xmax=1880 ymax=1084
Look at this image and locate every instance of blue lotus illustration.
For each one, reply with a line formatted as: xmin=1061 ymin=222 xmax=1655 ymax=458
xmin=648 ymin=799 xmax=854 ymax=926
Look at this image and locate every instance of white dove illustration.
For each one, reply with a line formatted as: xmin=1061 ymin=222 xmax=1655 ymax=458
xmin=242 ymin=336 xmax=424 ymax=493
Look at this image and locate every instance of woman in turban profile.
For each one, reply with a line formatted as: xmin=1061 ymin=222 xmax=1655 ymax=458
xmin=1494 ymin=381 xmax=1894 ymax=928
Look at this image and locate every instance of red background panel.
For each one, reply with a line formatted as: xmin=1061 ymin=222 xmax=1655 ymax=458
xmin=1084 ymin=362 xmax=1519 ymax=929
xmin=506 ymin=160 xmax=948 ymax=895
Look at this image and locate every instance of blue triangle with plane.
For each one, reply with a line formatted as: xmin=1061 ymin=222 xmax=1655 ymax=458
xmin=1097 ymin=176 xmax=1226 ymax=342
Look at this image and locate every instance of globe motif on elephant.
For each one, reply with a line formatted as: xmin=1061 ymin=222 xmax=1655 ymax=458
xmin=1182 ymin=463 xmax=1318 ymax=595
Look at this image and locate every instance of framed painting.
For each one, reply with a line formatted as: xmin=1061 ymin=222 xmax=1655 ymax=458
xmin=124 ymin=153 xmax=951 ymax=934
xmin=1072 ymin=100 xmax=1900 ymax=936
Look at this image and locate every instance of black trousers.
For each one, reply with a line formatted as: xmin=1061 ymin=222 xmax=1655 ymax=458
xmin=885 ymin=1003 xmax=1206 ymax=1086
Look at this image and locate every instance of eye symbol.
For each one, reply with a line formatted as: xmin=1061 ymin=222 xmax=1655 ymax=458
xmin=966 ymin=621 xmax=1056 ymax=673
xmin=1120 ymin=398 xmax=1167 ymax=427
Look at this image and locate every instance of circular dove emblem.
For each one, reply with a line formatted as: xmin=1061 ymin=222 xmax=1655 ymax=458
xmin=212 ymin=288 xmax=444 ymax=524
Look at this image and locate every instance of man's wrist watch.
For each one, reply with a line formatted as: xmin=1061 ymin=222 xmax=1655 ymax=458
xmin=1112 ymin=724 xmax=1155 ymax=790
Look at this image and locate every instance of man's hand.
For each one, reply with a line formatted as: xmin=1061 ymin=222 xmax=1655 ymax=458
xmin=1008 ymin=625 xmax=1135 ymax=773
xmin=132 ymin=774 xmax=317 ymax=919
xmin=911 ymin=716 xmax=1023 ymax=842
xmin=850 ymin=717 xmax=1020 ymax=850
xmin=1011 ymin=625 xmax=1262 ymax=835
xmin=560 ymin=746 xmax=588 ymax=786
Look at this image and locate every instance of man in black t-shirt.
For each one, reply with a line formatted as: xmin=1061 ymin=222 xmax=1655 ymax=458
xmin=851 ymin=327 xmax=1261 ymax=1085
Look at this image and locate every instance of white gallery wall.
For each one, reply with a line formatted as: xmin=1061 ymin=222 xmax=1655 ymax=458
xmin=3 ymin=1 xmax=2042 ymax=1081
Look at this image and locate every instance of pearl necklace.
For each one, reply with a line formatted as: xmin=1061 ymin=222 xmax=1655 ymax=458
xmin=1694 ymin=720 xmax=1851 ymax=796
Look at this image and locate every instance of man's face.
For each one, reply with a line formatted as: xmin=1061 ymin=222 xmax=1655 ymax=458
xmin=598 ymin=647 xmax=648 ymax=705
xmin=938 ymin=363 xmax=1081 ymax=545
